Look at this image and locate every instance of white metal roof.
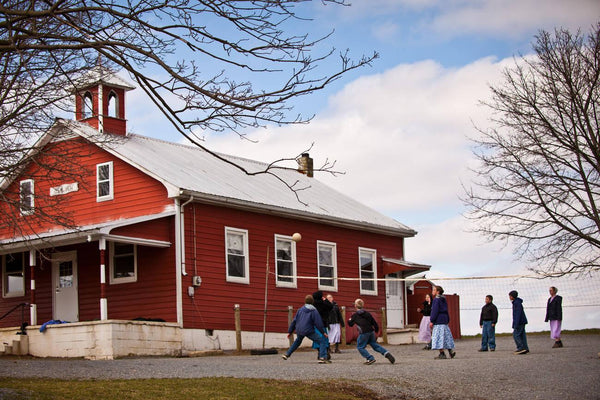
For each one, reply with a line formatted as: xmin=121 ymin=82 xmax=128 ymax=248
xmin=59 ymin=120 xmax=417 ymax=237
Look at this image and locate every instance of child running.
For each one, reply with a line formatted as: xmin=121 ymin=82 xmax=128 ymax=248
xmin=347 ymin=298 xmax=395 ymax=365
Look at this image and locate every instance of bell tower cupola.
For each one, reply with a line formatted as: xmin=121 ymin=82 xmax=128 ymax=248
xmin=73 ymin=66 xmax=135 ymax=136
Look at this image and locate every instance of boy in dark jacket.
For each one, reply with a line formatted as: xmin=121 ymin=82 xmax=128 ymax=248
xmin=282 ymin=294 xmax=330 ymax=363
xmin=478 ymin=295 xmax=498 ymax=352
xmin=509 ymin=290 xmax=529 ymax=355
xmin=347 ymin=298 xmax=395 ymax=365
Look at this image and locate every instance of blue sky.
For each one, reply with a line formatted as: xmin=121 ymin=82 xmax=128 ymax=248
xmin=127 ymin=0 xmax=600 ymax=278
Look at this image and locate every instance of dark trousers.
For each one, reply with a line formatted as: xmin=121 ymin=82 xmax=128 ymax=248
xmin=481 ymin=320 xmax=496 ymax=350
xmin=512 ymin=324 xmax=528 ymax=351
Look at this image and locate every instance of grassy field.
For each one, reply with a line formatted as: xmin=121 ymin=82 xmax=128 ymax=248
xmin=0 ymin=377 xmax=383 ymax=400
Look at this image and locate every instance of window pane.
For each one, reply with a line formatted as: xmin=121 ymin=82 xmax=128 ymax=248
xmin=228 ymin=254 xmax=245 ymax=277
xmin=227 ymin=233 xmax=244 ymax=255
xmin=113 ymin=243 xmax=135 ymax=279
xmin=59 ymin=261 xmax=73 ymax=288
xmin=319 ymin=247 xmax=332 ymax=266
xmin=98 ymin=181 xmax=110 ymax=197
xmin=4 ymin=253 xmax=24 ymax=295
xmin=98 ymin=165 xmax=109 ymax=181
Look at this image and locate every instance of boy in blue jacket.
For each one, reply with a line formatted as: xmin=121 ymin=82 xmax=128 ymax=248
xmin=509 ymin=290 xmax=529 ymax=355
xmin=282 ymin=294 xmax=330 ymax=363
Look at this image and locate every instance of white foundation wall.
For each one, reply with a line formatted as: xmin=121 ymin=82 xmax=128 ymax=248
xmin=26 ymin=320 xmax=182 ymax=359
xmin=2 ymin=322 xmax=317 ymax=358
xmin=182 ymin=329 xmax=294 ymax=352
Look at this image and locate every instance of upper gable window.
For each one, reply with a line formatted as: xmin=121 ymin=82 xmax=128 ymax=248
xmin=225 ymin=227 xmax=249 ymax=284
xmin=275 ymin=235 xmax=296 ymax=288
xmin=83 ymin=92 xmax=93 ymax=119
xmin=317 ymin=241 xmax=337 ymax=291
xmin=107 ymin=91 xmax=118 ymax=118
xmin=3 ymin=252 xmax=25 ymax=298
xmin=96 ymin=162 xmax=114 ymax=202
xmin=359 ymin=247 xmax=377 ymax=295
xmin=109 ymin=242 xmax=137 ymax=284
xmin=19 ymin=179 xmax=34 ymax=215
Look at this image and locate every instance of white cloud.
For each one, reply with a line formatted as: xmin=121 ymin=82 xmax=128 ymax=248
xmin=204 ymin=56 xmax=524 ymax=276
xmin=428 ymin=0 xmax=600 ymax=38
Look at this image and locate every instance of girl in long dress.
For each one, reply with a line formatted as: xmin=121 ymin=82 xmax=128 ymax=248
xmin=417 ymin=294 xmax=432 ymax=349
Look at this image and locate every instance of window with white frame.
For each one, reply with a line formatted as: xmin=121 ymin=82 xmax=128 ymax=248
xmin=96 ymin=161 xmax=114 ymax=201
xmin=19 ymin=179 xmax=34 ymax=215
xmin=3 ymin=252 xmax=25 ymax=298
xmin=275 ymin=235 xmax=296 ymax=288
xmin=317 ymin=241 xmax=337 ymax=291
xmin=359 ymin=247 xmax=377 ymax=295
xmin=225 ymin=227 xmax=249 ymax=284
xmin=109 ymin=242 xmax=137 ymax=284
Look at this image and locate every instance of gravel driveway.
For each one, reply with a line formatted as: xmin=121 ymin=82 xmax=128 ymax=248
xmin=0 ymin=333 xmax=598 ymax=399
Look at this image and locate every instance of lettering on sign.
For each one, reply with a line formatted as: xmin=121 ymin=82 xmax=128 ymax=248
xmin=50 ymin=182 xmax=79 ymax=196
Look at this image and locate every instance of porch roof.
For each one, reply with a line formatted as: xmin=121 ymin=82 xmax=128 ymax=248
xmin=381 ymin=257 xmax=431 ymax=277
xmin=0 ymin=211 xmax=174 ymax=254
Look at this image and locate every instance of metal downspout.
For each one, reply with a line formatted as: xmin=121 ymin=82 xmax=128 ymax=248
xmin=175 ymin=195 xmax=193 ymax=327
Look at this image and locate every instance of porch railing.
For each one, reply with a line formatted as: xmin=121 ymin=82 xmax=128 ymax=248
xmin=0 ymin=302 xmax=30 ymax=335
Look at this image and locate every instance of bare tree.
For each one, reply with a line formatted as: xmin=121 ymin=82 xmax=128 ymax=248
xmin=464 ymin=23 xmax=600 ymax=276
xmin=0 ymin=0 xmax=377 ymax=234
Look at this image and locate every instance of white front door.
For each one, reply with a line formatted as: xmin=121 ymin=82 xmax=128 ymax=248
xmin=385 ymin=273 xmax=404 ymax=328
xmin=52 ymin=251 xmax=79 ymax=322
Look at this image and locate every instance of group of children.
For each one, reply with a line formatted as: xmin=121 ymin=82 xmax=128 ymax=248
xmin=282 ymin=294 xmax=396 ymax=365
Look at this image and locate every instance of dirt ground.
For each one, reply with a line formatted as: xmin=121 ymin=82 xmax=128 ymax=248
xmin=0 ymin=332 xmax=598 ymax=399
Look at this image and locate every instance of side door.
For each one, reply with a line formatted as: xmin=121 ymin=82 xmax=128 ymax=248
xmin=385 ymin=272 xmax=405 ymax=328
xmin=52 ymin=251 xmax=79 ymax=322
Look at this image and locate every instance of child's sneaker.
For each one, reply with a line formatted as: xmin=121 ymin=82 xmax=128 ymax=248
xmin=449 ymin=350 xmax=456 ymax=359
xmin=385 ymin=352 xmax=395 ymax=364
xmin=281 ymin=354 xmax=288 ymax=360
xmin=318 ymin=358 xmax=331 ymax=364
xmin=364 ymin=358 xmax=376 ymax=365
xmin=434 ymin=352 xmax=447 ymax=360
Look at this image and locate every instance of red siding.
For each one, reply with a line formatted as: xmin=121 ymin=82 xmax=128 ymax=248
xmin=181 ymin=203 xmax=404 ymax=334
xmin=0 ymin=138 xmax=172 ymax=240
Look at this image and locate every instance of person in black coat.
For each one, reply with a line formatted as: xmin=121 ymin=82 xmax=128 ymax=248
xmin=326 ymin=294 xmax=345 ymax=353
xmin=478 ymin=295 xmax=498 ymax=352
xmin=545 ymin=286 xmax=563 ymax=348
xmin=312 ymin=291 xmax=333 ymax=358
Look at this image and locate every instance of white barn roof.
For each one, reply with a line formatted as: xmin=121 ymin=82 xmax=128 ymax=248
xmin=59 ymin=120 xmax=417 ymax=237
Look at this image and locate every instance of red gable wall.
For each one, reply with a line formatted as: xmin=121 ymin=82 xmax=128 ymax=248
xmin=0 ymin=136 xmax=172 ymax=240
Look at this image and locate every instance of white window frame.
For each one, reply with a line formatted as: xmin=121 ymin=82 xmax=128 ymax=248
xmin=109 ymin=242 xmax=137 ymax=284
xmin=19 ymin=179 xmax=34 ymax=215
xmin=274 ymin=234 xmax=297 ymax=288
xmin=317 ymin=240 xmax=337 ymax=291
xmin=225 ymin=227 xmax=250 ymax=284
xmin=96 ymin=161 xmax=114 ymax=202
xmin=359 ymin=247 xmax=378 ymax=296
xmin=2 ymin=252 xmax=25 ymax=298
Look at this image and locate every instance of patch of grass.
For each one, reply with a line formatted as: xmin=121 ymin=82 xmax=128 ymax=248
xmin=0 ymin=378 xmax=383 ymax=400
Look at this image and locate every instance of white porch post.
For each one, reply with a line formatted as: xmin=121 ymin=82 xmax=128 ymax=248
xmin=99 ymin=238 xmax=108 ymax=320
xmin=29 ymin=249 xmax=37 ymax=326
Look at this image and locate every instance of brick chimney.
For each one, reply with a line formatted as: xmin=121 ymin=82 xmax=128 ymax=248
xmin=297 ymin=153 xmax=314 ymax=177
